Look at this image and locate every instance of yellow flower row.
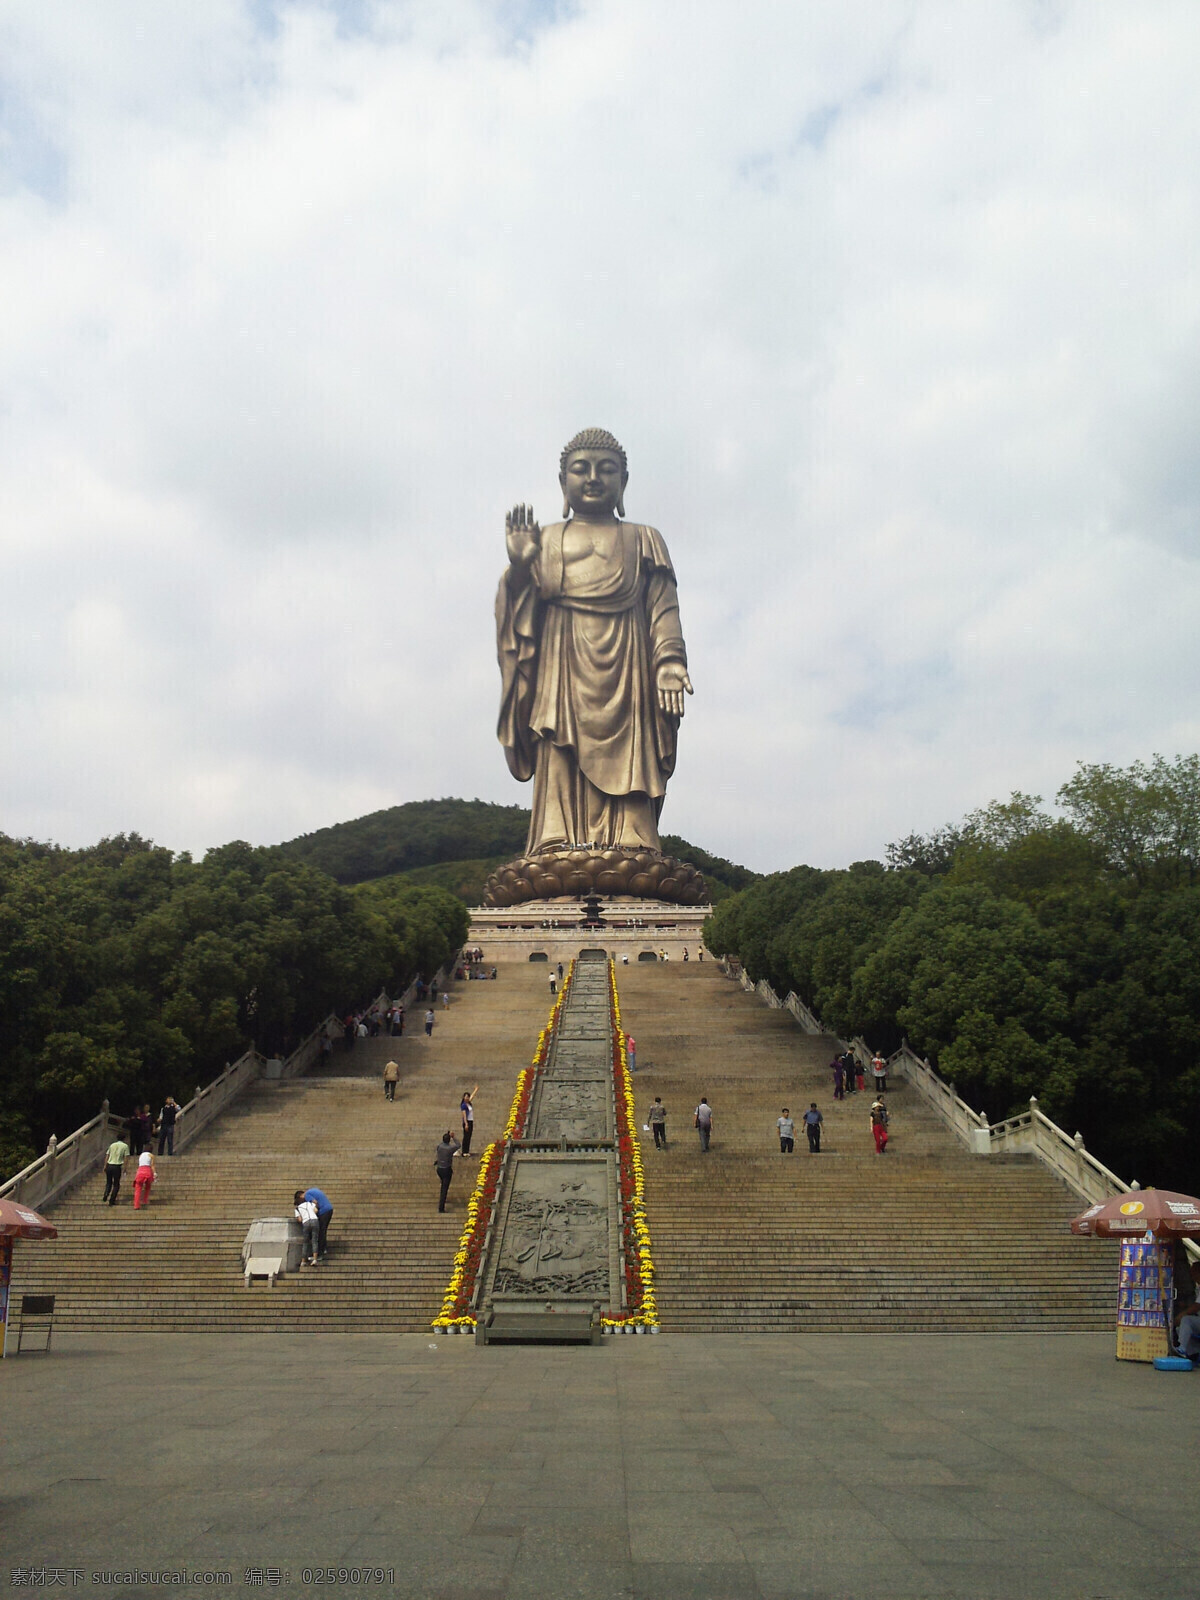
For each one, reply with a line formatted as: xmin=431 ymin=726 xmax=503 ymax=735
xmin=431 ymin=1136 xmax=500 ymax=1329
xmin=431 ymin=964 xmax=575 ymax=1331
xmin=606 ymin=959 xmax=659 ymax=1330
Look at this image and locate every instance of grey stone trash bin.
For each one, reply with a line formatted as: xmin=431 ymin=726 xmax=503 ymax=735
xmin=241 ymin=1217 xmax=305 ymax=1286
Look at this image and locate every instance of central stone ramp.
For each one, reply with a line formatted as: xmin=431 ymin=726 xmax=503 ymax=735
xmin=619 ymin=960 xmax=1117 ymax=1333
xmin=475 ymin=952 xmax=622 ymax=1343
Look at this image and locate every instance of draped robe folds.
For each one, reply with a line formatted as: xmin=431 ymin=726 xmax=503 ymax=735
xmin=496 ymin=521 xmax=687 ymax=856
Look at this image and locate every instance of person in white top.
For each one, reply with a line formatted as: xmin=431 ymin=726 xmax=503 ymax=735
xmin=293 ymin=1190 xmax=320 ymax=1266
xmin=132 ymin=1150 xmax=156 ymax=1210
xmin=460 ymin=1085 xmax=479 ymax=1155
xmin=871 ymin=1053 xmax=888 ymax=1093
xmin=694 ymin=1097 xmax=714 ymax=1151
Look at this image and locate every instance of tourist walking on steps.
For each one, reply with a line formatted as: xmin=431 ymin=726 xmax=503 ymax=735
xmin=425 ymin=1008 xmax=435 ymax=1038
xmin=871 ymin=1052 xmax=888 ymax=1093
xmin=441 ymin=989 xmax=450 ymax=1009
xmin=647 ymin=1097 xmax=667 ymax=1148
xmin=626 ymin=1034 xmax=637 ymax=1074
xmin=129 ymin=1104 xmax=152 ymax=1156
xmin=832 ymin=1057 xmax=845 ymax=1100
xmin=870 ymin=1098 xmax=890 ymax=1154
xmin=803 ymin=1103 xmax=823 ymax=1152
xmin=694 ymin=1097 xmax=714 ymax=1152
xmin=777 ymin=1108 xmax=795 ymax=1153
xmin=294 ymin=1190 xmax=320 ymax=1266
xmin=303 ymin=1186 xmax=334 ymax=1256
xmin=549 ymin=973 xmax=557 ymax=995
xmin=460 ymin=1086 xmax=478 ymax=1154
xmin=157 ymin=1096 xmax=181 ymax=1155
xmin=102 ymin=1135 xmax=130 ymax=1205
xmin=132 ymin=1151 xmax=156 ymax=1209
xmin=435 ymin=1131 xmax=461 ymax=1212
xmin=383 ymin=1060 xmax=399 ymax=1101
xmin=841 ymin=1049 xmax=857 ymax=1094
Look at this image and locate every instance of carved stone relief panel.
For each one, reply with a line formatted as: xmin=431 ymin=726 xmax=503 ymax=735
xmin=529 ymin=1077 xmax=612 ymax=1143
xmin=550 ymin=1040 xmax=612 ymax=1076
xmin=488 ymin=1157 xmax=616 ymax=1302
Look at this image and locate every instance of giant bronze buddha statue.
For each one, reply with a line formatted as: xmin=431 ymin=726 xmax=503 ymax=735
xmin=483 ymin=428 xmax=706 ymax=907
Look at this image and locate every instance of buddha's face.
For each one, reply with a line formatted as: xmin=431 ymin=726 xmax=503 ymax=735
xmin=561 ymin=449 xmax=627 ymax=519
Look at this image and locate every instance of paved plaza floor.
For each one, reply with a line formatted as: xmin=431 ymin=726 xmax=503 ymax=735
xmin=1 ymin=1331 xmax=1196 ymax=1599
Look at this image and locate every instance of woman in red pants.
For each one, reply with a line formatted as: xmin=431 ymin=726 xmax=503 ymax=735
xmin=132 ymin=1151 xmax=156 ymax=1208
xmin=870 ymin=1099 xmax=889 ymax=1154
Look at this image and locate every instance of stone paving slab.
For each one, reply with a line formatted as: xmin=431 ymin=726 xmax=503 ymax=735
xmin=1 ymin=1332 xmax=1196 ymax=1599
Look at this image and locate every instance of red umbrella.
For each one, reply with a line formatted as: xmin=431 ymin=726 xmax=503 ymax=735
xmin=1071 ymin=1188 xmax=1200 ymax=1238
xmin=0 ymin=1199 xmax=58 ymax=1240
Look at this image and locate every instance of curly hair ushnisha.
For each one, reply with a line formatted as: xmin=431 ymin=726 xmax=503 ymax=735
xmin=559 ymin=428 xmax=628 ymax=519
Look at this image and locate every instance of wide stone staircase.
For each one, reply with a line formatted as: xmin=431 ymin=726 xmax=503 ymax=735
xmin=10 ymin=956 xmax=1118 ymax=1334
xmin=621 ymin=960 xmax=1118 ymax=1332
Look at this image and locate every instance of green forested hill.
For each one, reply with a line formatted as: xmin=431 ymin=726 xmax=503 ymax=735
xmin=359 ymin=857 xmax=512 ymax=908
xmin=276 ymin=799 xmax=529 ymax=883
xmin=277 ymin=798 xmax=758 ymax=902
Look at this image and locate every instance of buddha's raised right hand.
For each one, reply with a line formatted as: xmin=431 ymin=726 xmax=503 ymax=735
xmin=505 ymin=503 xmax=540 ymax=566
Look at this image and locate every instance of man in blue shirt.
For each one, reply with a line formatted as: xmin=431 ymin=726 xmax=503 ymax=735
xmin=302 ymin=1186 xmax=334 ymax=1258
xmin=803 ymin=1103 xmax=823 ymax=1153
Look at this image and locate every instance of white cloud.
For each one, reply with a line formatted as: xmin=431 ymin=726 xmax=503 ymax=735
xmin=2 ymin=0 xmax=1199 ymax=871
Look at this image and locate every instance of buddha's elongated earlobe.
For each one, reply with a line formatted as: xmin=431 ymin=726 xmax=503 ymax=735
xmin=617 ymin=482 xmax=627 ymax=518
xmin=562 ymin=492 xmax=571 ymax=519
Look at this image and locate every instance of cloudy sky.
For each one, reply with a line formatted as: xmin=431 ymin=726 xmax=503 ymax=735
xmin=2 ymin=0 xmax=1198 ymax=874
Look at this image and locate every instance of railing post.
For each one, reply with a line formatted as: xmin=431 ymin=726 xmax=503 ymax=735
xmin=1073 ymin=1131 xmax=1086 ymax=1195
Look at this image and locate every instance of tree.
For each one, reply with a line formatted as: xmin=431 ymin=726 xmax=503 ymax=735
xmin=885 ymin=825 xmax=963 ymax=876
xmin=0 ymin=831 xmax=471 ymax=1178
xmin=1058 ymin=754 xmax=1200 ymax=890
xmin=848 ymin=883 xmax=1078 ymax=1114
